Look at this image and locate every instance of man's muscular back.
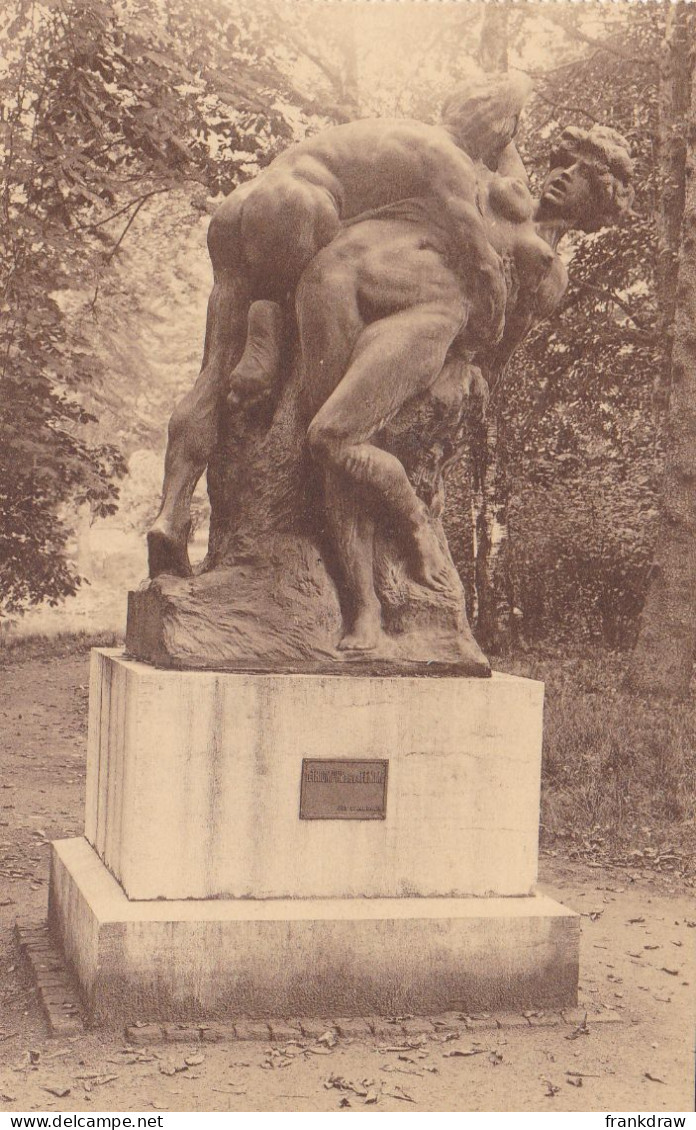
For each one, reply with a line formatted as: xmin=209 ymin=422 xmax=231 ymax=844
xmin=208 ymin=118 xmax=496 ymax=304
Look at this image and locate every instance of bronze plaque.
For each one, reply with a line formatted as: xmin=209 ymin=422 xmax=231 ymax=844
xmin=299 ymin=759 xmax=388 ymax=820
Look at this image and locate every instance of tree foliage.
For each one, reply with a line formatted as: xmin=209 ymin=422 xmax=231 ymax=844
xmin=629 ymin=4 xmax=696 ymax=696
xmin=459 ymin=5 xmax=665 ymax=649
xmin=0 ymin=0 xmax=306 ymax=613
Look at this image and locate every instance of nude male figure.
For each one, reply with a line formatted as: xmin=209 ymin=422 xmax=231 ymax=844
xmin=147 ymin=73 xmax=532 ymax=578
xmin=295 ymin=125 xmax=633 ymax=650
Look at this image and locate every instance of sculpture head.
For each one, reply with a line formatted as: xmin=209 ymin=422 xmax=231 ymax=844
xmin=536 ymin=124 xmax=634 ymax=233
xmin=441 ymin=71 xmax=533 ymax=169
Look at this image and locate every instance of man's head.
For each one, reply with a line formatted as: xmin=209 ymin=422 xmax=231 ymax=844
xmin=535 ymin=124 xmax=634 ymax=232
xmin=441 ymin=71 xmax=533 ymax=168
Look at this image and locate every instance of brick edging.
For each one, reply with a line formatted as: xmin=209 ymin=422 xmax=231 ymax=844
xmin=125 ymin=1008 xmax=621 ymax=1046
xmin=15 ymin=920 xmax=85 ymax=1037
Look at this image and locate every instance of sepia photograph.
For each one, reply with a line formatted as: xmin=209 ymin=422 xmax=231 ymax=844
xmin=0 ymin=0 xmax=694 ymax=1117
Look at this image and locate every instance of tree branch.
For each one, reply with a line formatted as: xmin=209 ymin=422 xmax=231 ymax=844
xmin=74 ymin=187 xmax=170 ymax=233
xmin=576 ymin=281 xmax=658 ymax=338
xmin=541 ymin=11 xmax=658 ymax=68
xmin=532 ymin=88 xmax=600 ymax=125
xmin=103 ymin=195 xmax=149 ymax=263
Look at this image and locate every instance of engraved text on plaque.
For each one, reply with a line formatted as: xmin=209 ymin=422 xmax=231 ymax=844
xmin=299 ymin=759 xmax=388 ymax=820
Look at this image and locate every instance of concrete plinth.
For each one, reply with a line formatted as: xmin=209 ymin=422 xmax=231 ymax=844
xmin=84 ymin=650 xmax=544 ymax=900
xmin=50 ymin=837 xmax=579 ymax=1023
xmin=48 ymin=648 xmax=580 ymax=1022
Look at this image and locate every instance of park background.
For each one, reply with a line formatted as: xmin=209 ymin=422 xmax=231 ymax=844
xmin=1 ymin=0 xmax=694 ymax=889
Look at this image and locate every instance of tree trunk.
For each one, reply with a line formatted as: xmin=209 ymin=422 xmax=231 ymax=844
xmin=629 ymin=12 xmax=696 ymax=697
xmin=479 ymin=5 xmax=509 ymax=74
xmin=654 ymin=3 xmax=693 ymax=406
xmin=470 ymin=4 xmax=510 ymax=650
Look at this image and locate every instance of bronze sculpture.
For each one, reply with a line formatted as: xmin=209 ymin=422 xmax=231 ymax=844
xmin=128 ymin=81 xmax=632 ymax=673
xmin=146 ymin=73 xmax=532 ymax=580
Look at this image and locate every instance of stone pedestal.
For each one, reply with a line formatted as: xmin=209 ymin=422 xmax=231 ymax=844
xmin=49 ymin=649 xmax=579 ymax=1023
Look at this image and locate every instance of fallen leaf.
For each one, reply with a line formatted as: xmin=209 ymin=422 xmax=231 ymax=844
xmin=324 ymin=1074 xmax=368 ymax=1099
xmin=644 ymin=1073 xmax=666 ymax=1084
xmin=566 ymin=1015 xmax=590 ymax=1041
xmin=44 ymin=1085 xmax=71 ymax=1098
xmin=381 ymin=1065 xmax=423 ymax=1077
xmin=384 ymin=1085 xmax=415 ymax=1103
xmin=380 ymin=1043 xmax=425 ymax=1052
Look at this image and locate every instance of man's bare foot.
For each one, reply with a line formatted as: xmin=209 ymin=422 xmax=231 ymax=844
xmin=338 ymin=606 xmax=382 ymax=652
xmin=147 ymin=525 xmax=192 ymax=579
xmin=226 ymin=370 xmax=273 ymax=410
xmin=227 ymin=300 xmax=283 ymax=409
xmin=411 ymin=526 xmax=451 ymax=592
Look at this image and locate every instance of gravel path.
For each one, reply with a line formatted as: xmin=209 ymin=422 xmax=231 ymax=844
xmin=0 ymin=654 xmax=694 ymax=1112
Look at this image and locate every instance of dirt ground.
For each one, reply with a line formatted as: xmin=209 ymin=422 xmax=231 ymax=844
xmin=0 ymin=652 xmax=694 ymax=1113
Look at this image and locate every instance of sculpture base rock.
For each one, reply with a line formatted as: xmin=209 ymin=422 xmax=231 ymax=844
xmin=127 ymin=543 xmax=490 ymax=675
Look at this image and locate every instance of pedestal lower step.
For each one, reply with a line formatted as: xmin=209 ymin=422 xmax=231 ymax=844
xmin=50 ymin=838 xmax=579 ymax=1025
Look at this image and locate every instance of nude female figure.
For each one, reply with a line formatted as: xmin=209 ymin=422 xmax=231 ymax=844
xmin=295 ymin=125 xmax=633 ymax=650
